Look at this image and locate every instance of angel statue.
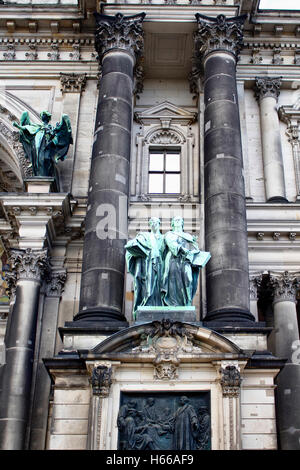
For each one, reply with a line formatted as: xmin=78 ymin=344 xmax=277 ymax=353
xmin=13 ymin=110 xmax=73 ymax=177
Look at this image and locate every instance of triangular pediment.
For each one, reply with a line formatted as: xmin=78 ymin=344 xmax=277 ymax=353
xmin=135 ymin=101 xmax=197 ymax=126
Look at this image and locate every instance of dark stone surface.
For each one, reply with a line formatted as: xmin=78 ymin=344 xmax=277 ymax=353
xmin=275 ymin=363 xmax=300 ymax=449
xmin=77 ymin=49 xmax=134 ymax=325
xmin=203 ymin=51 xmax=252 ymax=324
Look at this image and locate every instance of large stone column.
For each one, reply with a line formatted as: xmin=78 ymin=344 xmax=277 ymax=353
xmin=268 ymin=271 xmax=300 ymax=449
xmin=254 ymin=77 xmax=288 ymax=203
xmin=0 ymin=248 xmax=48 ymax=450
xmin=75 ymin=13 xmax=145 ymax=325
xmin=194 ymin=14 xmax=254 ymax=324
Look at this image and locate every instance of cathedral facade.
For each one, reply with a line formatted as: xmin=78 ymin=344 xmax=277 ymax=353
xmin=0 ymin=0 xmax=299 ymax=451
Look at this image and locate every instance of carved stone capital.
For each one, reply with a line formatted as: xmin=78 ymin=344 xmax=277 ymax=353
xmin=194 ymin=13 xmax=247 ymax=61
xmin=45 ymin=269 xmax=67 ymax=297
xmin=249 ymin=273 xmax=263 ymax=301
xmin=89 ymin=365 xmax=113 ymax=397
xmin=8 ymin=248 xmax=49 ymax=283
xmin=254 ymin=76 xmax=282 ymax=102
xmin=220 ymin=364 xmax=242 ymax=398
xmin=94 ymin=12 xmax=146 ymax=64
xmin=60 ymin=73 xmax=87 ymax=94
xmin=268 ymin=271 xmax=299 ymax=304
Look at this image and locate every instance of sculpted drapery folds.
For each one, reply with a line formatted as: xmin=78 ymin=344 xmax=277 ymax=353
xmin=125 ymin=217 xmax=210 ymax=312
xmin=125 ymin=217 xmax=165 ymax=315
xmin=13 ymin=110 xmax=73 ymax=177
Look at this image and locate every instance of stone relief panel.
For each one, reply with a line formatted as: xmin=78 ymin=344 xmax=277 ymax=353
xmin=117 ymin=391 xmax=210 ymax=451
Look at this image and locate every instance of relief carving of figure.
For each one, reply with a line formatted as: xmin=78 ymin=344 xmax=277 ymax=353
xmin=13 ymin=110 xmax=73 ymax=177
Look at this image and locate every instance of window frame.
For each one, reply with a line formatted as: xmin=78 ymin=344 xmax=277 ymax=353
xmin=148 ymin=147 xmax=181 ymax=195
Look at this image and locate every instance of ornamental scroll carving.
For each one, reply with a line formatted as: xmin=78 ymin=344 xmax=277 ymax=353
xmin=94 ymin=12 xmax=146 ymax=63
xmin=8 ymin=248 xmax=49 ymax=283
xmin=254 ymin=76 xmax=282 ymax=102
xmin=220 ymin=364 xmax=242 ymax=398
xmin=194 ymin=13 xmax=247 ymax=60
xmin=268 ymin=271 xmax=299 ymax=303
xmin=89 ymin=365 xmax=113 ymax=397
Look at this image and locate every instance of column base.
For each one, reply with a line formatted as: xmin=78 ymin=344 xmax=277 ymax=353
xmin=267 ymin=196 xmax=289 ymax=203
xmin=203 ymin=307 xmax=255 ymax=326
xmin=73 ymin=307 xmax=128 ymax=327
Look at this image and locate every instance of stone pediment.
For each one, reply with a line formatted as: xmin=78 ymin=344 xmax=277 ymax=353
xmin=85 ymin=320 xmax=248 ymax=380
xmin=89 ymin=320 xmax=244 ymax=358
xmin=135 ymin=101 xmax=197 ymax=126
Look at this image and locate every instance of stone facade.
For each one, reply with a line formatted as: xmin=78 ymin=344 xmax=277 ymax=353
xmin=0 ymin=0 xmax=299 ymax=451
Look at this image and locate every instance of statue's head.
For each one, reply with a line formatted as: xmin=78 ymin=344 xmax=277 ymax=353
xmin=180 ymin=396 xmax=189 ymax=405
xmin=149 ymin=217 xmax=161 ymax=231
xmin=146 ymin=397 xmax=155 ymax=407
xmin=171 ymin=216 xmax=184 ymax=231
xmin=40 ymin=111 xmax=52 ymax=123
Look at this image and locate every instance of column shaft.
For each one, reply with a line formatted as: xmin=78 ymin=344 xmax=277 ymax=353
xmin=76 ymin=13 xmax=145 ymax=324
xmin=255 ymin=77 xmax=287 ymax=202
xmin=194 ymin=14 xmax=254 ymax=324
xmin=0 ymin=249 xmax=48 ymax=450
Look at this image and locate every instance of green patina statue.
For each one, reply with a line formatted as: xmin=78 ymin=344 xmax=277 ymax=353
xmin=125 ymin=217 xmax=165 ymax=316
xmin=13 ymin=110 xmax=73 ymax=177
xmin=125 ymin=216 xmax=211 ymax=313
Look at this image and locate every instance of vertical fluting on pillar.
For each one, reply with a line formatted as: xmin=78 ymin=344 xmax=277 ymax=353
xmin=194 ymin=14 xmax=254 ymax=324
xmin=75 ymin=12 xmax=145 ymax=324
xmin=268 ymin=272 xmax=300 ymax=450
xmin=0 ymin=248 xmax=48 ymax=450
xmin=254 ymin=77 xmax=288 ymax=203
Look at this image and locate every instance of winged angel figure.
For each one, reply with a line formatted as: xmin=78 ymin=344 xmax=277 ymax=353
xmin=13 ymin=110 xmax=73 ymax=177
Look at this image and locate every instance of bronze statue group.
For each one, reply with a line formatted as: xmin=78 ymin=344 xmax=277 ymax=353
xmin=125 ymin=216 xmax=211 ymax=317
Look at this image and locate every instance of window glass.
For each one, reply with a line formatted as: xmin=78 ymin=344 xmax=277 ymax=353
xmin=149 ymin=173 xmax=164 ymax=193
xmin=165 ymin=174 xmax=180 ymax=193
xmin=149 ymin=153 xmax=164 ymax=172
xmin=165 ymin=153 xmax=180 ymax=172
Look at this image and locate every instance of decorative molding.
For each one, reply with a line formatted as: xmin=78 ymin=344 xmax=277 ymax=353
xmin=60 ymin=73 xmax=87 ymax=94
xmin=148 ymin=129 xmax=182 ymax=145
xmin=94 ymin=12 xmax=146 ymax=63
xmin=47 ymin=43 xmax=60 ymax=61
xmin=69 ymin=43 xmax=81 ymax=61
xmin=45 ymin=269 xmax=67 ymax=297
xmin=89 ymin=365 xmax=113 ymax=397
xmin=254 ymin=76 xmax=282 ymax=102
xmin=249 ymin=273 xmax=263 ymax=301
xmin=0 ymin=118 xmax=33 ymax=178
xmin=220 ymin=364 xmax=242 ymax=398
xmin=3 ymin=44 xmax=16 ymax=61
xmin=194 ymin=13 xmax=247 ymax=61
xmin=268 ymin=271 xmax=299 ymax=304
xmin=25 ymin=44 xmax=38 ymax=61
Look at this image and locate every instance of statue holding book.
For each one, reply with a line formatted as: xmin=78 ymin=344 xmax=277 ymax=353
xmin=125 ymin=216 xmax=211 ymax=313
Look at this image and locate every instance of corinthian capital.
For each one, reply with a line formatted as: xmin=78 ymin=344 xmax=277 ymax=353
xmin=94 ymin=12 xmax=146 ymax=64
xmin=268 ymin=271 xmax=299 ymax=303
xmin=194 ymin=13 xmax=247 ymax=61
xmin=9 ymin=248 xmax=49 ymax=283
xmin=254 ymin=76 xmax=282 ymax=102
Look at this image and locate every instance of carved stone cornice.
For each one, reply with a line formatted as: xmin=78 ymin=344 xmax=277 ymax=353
xmin=194 ymin=13 xmax=247 ymax=61
xmin=45 ymin=269 xmax=67 ymax=297
xmin=8 ymin=248 xmax=49 ymax=283
xmin=94 ymin=12 xmax=146 ymax=64
xmin=89 ymin=365 xmax=112 ymax=397
xmin=60 ymin=73 xmax=87 ymax=94
xmin=220 ymin=364 xmax=242 ymax=398
xmin=268 ymin=271 xmax=300 ymax=304
xmin=254 ymin=76 xmax=282 ymax=102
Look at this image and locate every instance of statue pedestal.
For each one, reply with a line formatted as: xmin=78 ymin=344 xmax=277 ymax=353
xmin=24 ymin=177 xmax=58 ymax=193
xmin=135 ymin=306 xmax=197 ymax=324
